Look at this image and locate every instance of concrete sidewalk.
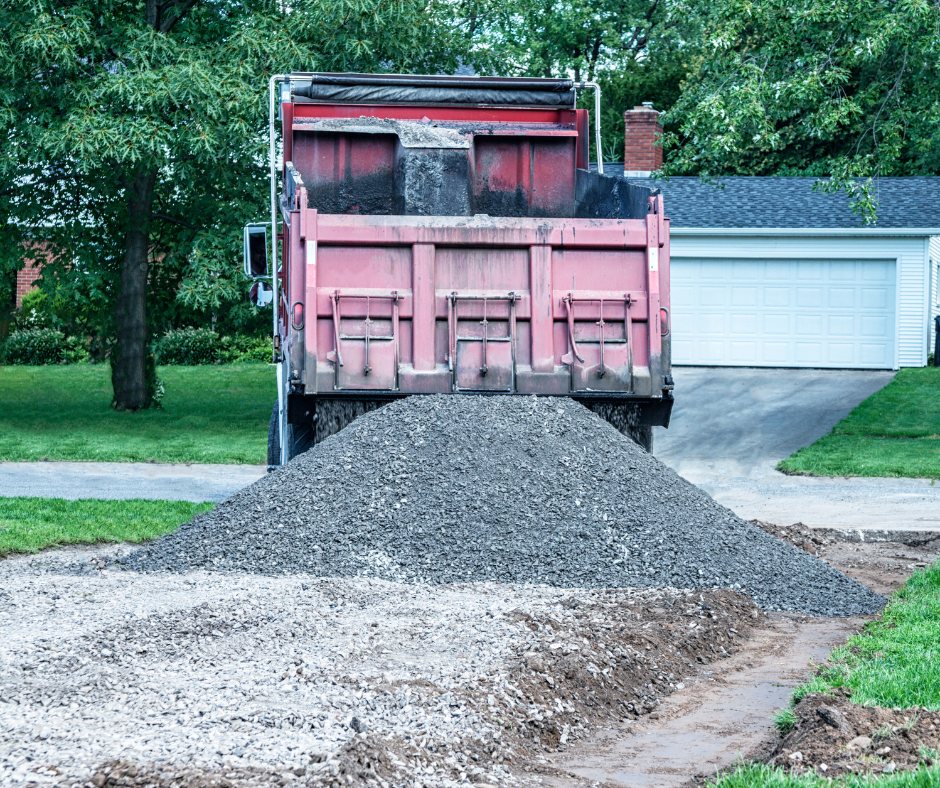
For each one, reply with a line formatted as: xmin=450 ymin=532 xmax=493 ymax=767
xmin=0 ymin=462 xmax=266 ymax=503
xmin=655 ymin=367 xmax=940 ymax=531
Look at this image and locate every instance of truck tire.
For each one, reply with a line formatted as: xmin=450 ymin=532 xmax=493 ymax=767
xmin=267 ymin=403 xmax=316 ymax=468
xmin=267 ymin=404 xmax=280 ymax=469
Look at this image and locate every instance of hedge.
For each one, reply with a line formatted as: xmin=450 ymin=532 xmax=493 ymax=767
xmin=1 ymin=329 xmax=88 ymax=365
xmin=152 ymin=328 xmax=271 ymax=365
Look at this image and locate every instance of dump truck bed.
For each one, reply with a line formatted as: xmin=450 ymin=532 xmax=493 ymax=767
xmin=265 ymin=72 xmax=673 ymax=461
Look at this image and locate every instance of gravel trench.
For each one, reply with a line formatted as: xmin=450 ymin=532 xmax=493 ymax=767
xmin=125 ymin=395 xmax=883 ymax=617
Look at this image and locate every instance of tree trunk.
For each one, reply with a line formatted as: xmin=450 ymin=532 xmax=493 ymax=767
xmin=112 ymin=169 xmax=157 ymax=410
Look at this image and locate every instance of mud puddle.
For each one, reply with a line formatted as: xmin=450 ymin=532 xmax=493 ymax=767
xmin=539 ymin=531 xmax=940 ymax=788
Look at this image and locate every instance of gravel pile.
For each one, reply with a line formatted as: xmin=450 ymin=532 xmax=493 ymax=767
xmin=125 ymin=395 xmax=884 ymax=617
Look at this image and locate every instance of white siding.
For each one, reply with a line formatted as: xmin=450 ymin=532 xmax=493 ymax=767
xmin=930 ymin=236 xmax=940 ymax=358
xmin=669 ymin=234 xmax=932 ymax=368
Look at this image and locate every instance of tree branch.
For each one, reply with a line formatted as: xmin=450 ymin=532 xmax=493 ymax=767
xmin=160 ymin=0 xmax=199 ymax=33
xmin=154 ymin=213 xmax=199 ymax=230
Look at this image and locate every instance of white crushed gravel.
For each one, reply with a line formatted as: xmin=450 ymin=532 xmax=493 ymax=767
xmin=0 ymin=544 xmax=708 ymax=788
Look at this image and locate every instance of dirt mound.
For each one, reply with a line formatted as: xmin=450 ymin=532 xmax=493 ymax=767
xmin=504 ymin=587 xmax=760 ymax=747
xmin=123 ymin=395 xmax=884 ymax=617
xmin=771 ymin=691 xmax=940 ymax=776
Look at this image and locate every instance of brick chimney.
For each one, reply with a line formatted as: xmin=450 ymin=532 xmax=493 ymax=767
xmin=623 ymin=103 xmax=662 ymax=177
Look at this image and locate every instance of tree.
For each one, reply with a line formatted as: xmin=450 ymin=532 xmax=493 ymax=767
xmin=0 ymin=0 xmax=475 ymax=408
xmin=479 ymin=0 xmax=706 ymax=157
xmin=662 ymin=0 xmax=940 ymax=220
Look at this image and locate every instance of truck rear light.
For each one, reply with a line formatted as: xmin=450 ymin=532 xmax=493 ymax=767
xmin=292 ymin=302 xmax=304 ymax=330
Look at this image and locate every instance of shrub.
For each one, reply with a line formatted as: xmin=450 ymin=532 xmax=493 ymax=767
xmin=152 ymin=328 xmax=271 ymax=365
xmin=152 ymin=328 xmax=219 ymax=365
xmin=219 ymin=335 xmax=272 ymax=363
xmin=1 ymin=328 xmax=88 ymax=365
xmin=13 ymin=290 xmax=54 ymax=331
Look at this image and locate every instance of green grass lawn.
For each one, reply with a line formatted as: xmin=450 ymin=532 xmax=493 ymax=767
xmin=0 ymin=364 xmax=275 ymax=464
xmin=707 ymin=561 xmax=940 ymax=788
xmin=779 ymin=368 xmax=940 ymax=478
xmin=0 ymin=497 xmax=212 ymax=556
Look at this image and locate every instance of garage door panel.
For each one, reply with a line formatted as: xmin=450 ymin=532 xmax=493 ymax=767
xmin=730 ymin=341 xmax=757 ymax=362
xmin=762 ymin=342 xmax=789 ymax=363
xmin=827 ymin=343 xmax=855 ymax=364
xmin=861 ymin=344 xmax=889 ymax=364
xmin=699 ymin=340 xmax=725 ymax=361
xmin=731 ymin=287 xmax=758 ymax=306
xmin=763 ymin=314 xmax=789 ymax=335
xmin=700 ymin=313 xmax=725 ymax=334
xmin=861 ymin=288 xmax=888 ymax=308
xmin=671 ymin=258 xmax=895 ymax=369
xmin=828 ymin=316 xmax=855 ymax=336
xmin=798 ymin=262 xmax=825 ymax=279
xmin=861 ymin=316 xmax=888 ymax=337
xmin=829 ymin=288 xmax=855 ymax=308
xmin=797 ymin=288 xmax=823 ymax=308
xmin=764 ymin=288 xmax=790 ymax=306
xmin=795 ymin=343 xmax=822 ymax=363
xmin=795 ymin=315 xmax=823 ymax=335
xmin=672 ymin=285 xmax=694 ymax=307
xmin=830 ymin=262 xmax=857 ymax=280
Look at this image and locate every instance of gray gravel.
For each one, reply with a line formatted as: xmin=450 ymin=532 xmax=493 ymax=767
xmin=124 ymin=395 xmax=884 ymax=617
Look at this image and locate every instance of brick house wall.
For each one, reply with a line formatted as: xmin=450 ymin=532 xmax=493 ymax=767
xmin=15 ymin=257 xmax=43 ymax=307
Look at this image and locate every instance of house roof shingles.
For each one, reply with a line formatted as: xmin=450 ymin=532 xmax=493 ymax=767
xmin=623 ymin=176 xmax=940 ymax=230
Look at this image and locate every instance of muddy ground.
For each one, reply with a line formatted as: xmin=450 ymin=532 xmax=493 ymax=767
xmin=544 ymin=527 xmax=940 ymax=788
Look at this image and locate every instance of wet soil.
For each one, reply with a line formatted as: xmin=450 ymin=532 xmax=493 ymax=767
xmin=770 ymin=691 xmax=940 ymax=777
xmin=542 ymin=530 xmax=940 ymax=788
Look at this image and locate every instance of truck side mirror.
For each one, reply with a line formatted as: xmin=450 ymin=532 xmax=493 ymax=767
xmin=243 ymin=224 xmax=269 ymax=279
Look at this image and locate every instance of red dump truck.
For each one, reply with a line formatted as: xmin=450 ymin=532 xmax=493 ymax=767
xmin=245 ymin=73 xmax=673 ymax=466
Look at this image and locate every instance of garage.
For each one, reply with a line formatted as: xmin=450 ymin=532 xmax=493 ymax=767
xmin=670 ymin=258 xmax=897 ymax=369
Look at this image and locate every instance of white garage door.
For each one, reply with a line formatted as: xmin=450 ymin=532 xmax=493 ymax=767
xmin=671 ymin=259 xmax=896 ymax=368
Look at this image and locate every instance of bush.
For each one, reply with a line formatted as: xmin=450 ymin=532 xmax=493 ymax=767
xmin=1 ymin=328 xmax=88 ymax=365
xmin=12 ymin=290 xmax=54 ymax=331
xmin=152 ymin=328 xmax=271 ymax=365
xmin=152 ymin=328 xmax=218 ymax=365
xmin=219 ymin=335 xmax=272 ymax=363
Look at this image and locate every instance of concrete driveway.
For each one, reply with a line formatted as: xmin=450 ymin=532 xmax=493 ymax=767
xmin=655 ymin=367 xmax=940 ymax=531
xmin=0 ymin=462 xmax=265 ymax=502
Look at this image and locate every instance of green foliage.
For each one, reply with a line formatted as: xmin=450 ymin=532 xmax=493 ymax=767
xmin=779 ymin=369 xmax=940 ymax=478
xmin=153 ymin=328 xmax=220 ymax=366
xmin=218 ymin=335 xmax=272 ymax=364
xmin=773 ymin=707 xmax=796 ymax=735
xmin=1 ymin=328 xmax=88 ymax=366
xmin=0 ymin=364 xmax=274 ymax=464
xmin=480 ymin=0 xmax=704 ymax=158
xmin=0 ymin=0 xmax=483 ymax=403
xmin=782 ymin=561 xmax=940 ymax=719
xmin=0 ymin=497 xmax=213 ymax=556
xmin=152 ymin=328 xmax=272 ymax=365
xmin=12 ymin=290 xmax=52 ymax=330
xmin=662 ymin=0 xmax=940 ymax=219
xmin=707 ymin=761 xmax=940 ymax=787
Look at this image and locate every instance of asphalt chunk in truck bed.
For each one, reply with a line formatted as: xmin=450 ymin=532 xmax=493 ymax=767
xmin=123 ymin=395 xmax=884 ymax=617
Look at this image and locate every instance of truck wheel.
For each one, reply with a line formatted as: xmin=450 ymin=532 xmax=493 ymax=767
xmin=267 ymin=403 xmax=280 ymax=469
xmin=267 ymin=402 xmax=317 ymax=469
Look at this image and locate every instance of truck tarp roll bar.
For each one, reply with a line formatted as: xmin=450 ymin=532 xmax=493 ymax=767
xmin=291 ymin=73 xmax=576 ymax=107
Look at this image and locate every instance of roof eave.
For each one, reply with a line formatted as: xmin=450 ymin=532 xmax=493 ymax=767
xmin=670 ymin=226 xmax=940 ymax=237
